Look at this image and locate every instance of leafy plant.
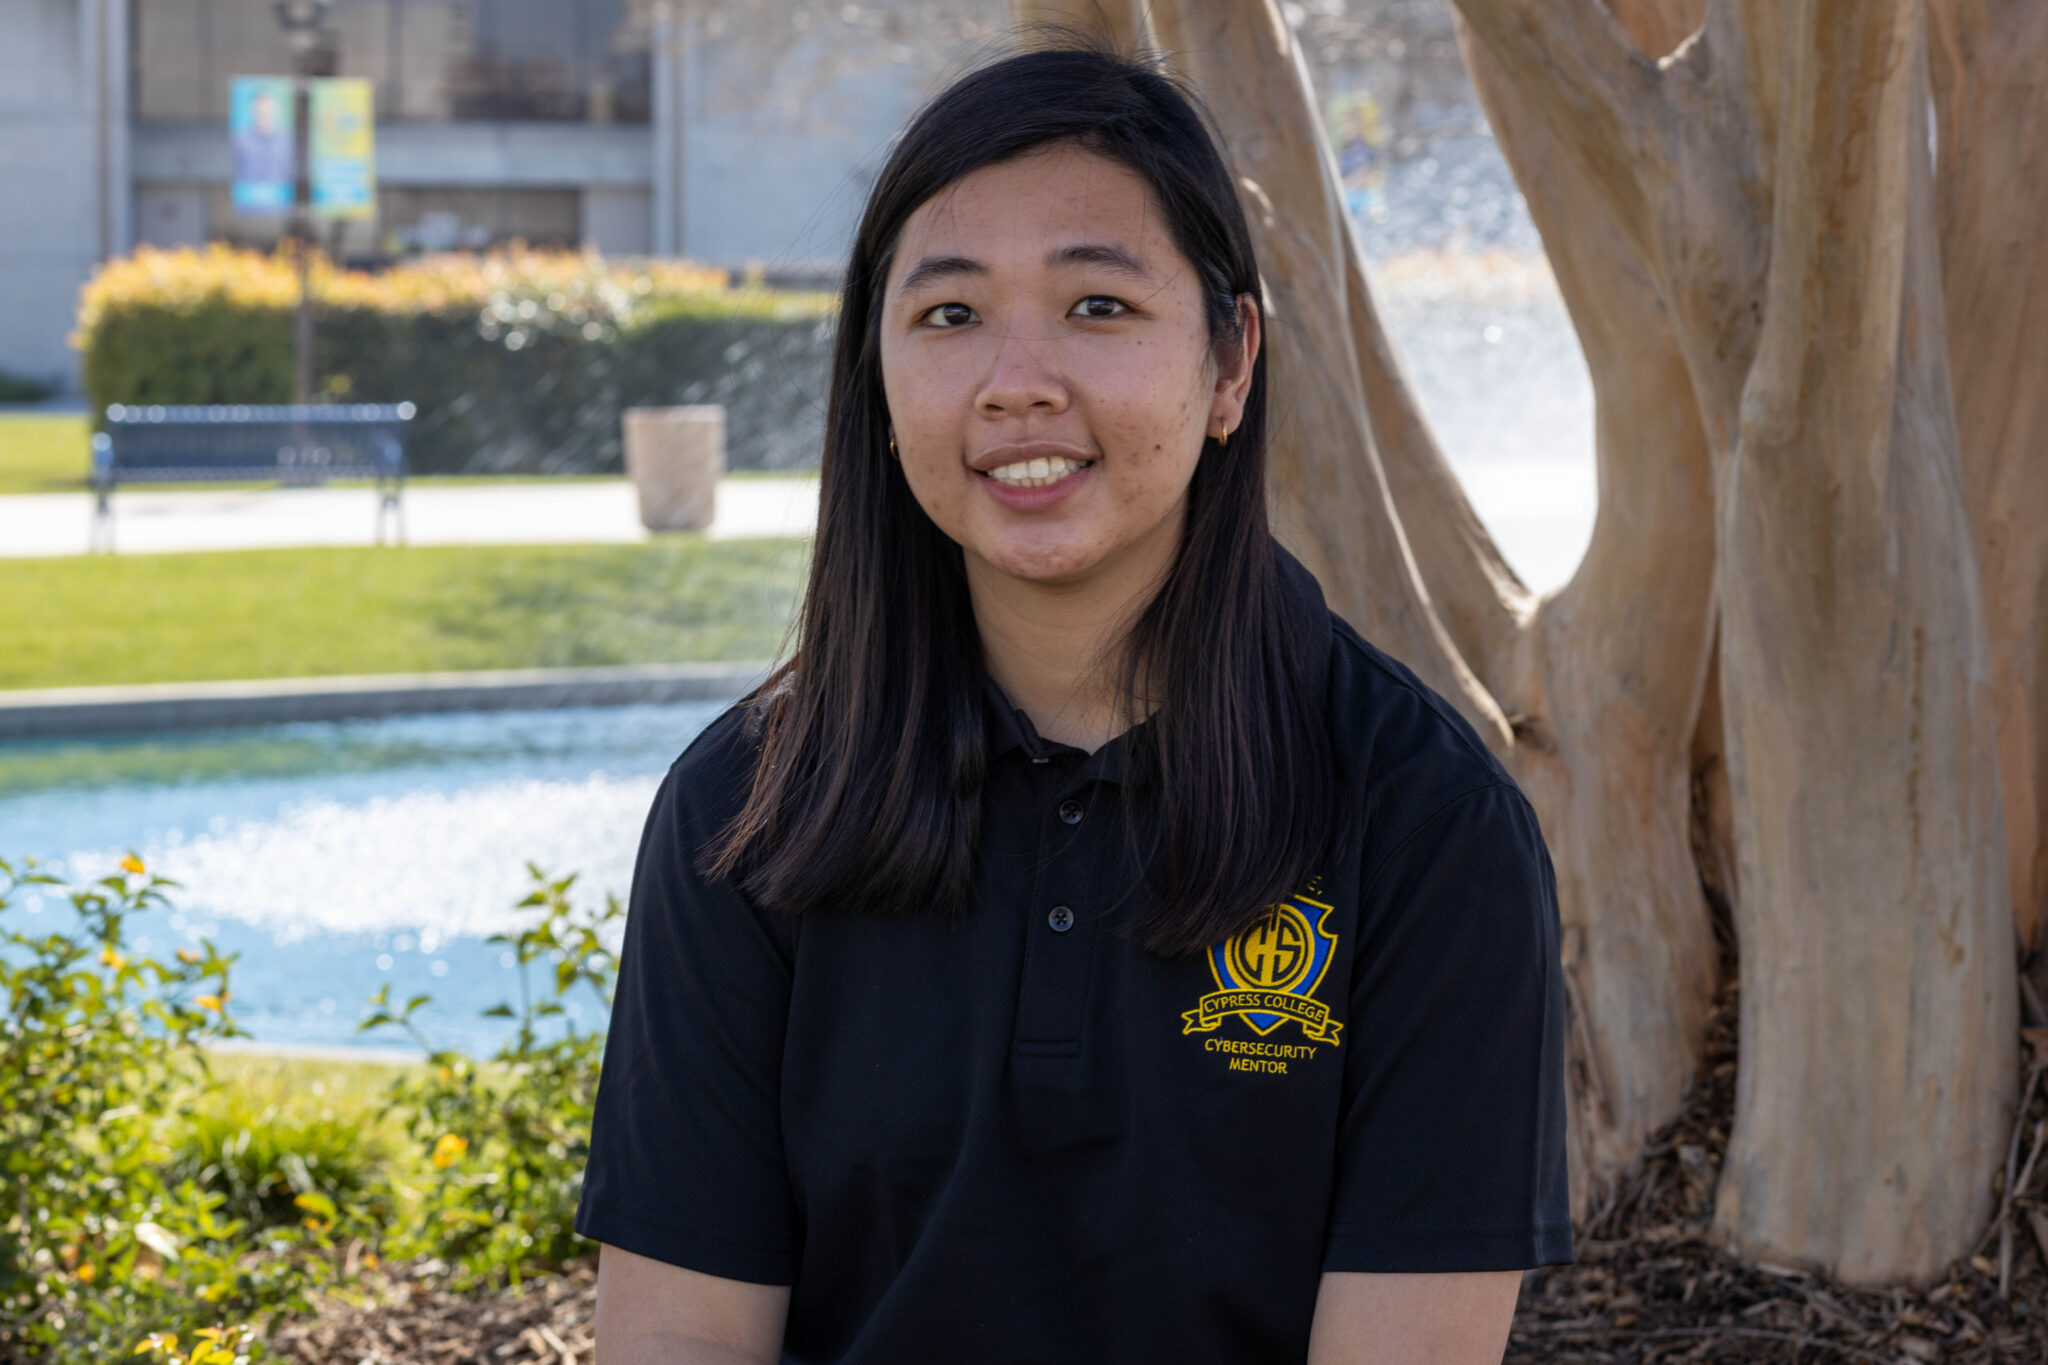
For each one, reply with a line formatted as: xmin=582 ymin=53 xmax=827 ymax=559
xmin=130 ymin=1320 xmax=259 ymax=1365
xmin=165 ymin=1101 xmax=393 ymax=1236
xmin=360 ymin=865 xmax=621 ymax=1289
xmin=0 ymin=852 xmax=630 ymax=1355
xmin=0 ymin=856 xmax=334 ymax=1362
xmin=0 ymin=369 xmax=57 ymax=403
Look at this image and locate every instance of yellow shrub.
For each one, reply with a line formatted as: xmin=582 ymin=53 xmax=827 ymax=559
xmin=73 ymin=242 xmax=750 ymax=345
xmin=71 ymin=244 xmax=836 ymax=473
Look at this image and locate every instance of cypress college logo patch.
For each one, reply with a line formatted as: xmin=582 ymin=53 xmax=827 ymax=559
xmin=1182 ymin=894 xmax=1342 ymax=1045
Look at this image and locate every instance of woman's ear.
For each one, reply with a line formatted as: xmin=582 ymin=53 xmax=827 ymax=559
xmin=1211 ymin=293 xmax=1262 ymax=439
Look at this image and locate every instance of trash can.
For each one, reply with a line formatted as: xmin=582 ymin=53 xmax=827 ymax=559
xmin=623 ymin=405 xmax=724 ymax=532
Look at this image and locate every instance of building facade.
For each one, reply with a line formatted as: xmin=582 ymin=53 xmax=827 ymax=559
xmin=0 ymin=0 xmax=939 ymax=391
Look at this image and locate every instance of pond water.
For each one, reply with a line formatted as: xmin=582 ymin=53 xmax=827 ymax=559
xmin=0 ymin=704 xmax=724 ymax=1056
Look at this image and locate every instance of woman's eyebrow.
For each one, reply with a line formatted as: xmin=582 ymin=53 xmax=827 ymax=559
xmin=896 ymin=255 xmax=984 ymax=294
xmin=1048 ymin=242 xmax=1152 ymax=281
xmin=894 ymin=242 xmax=1153 ymax=296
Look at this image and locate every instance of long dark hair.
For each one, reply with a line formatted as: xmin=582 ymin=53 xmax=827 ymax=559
xmin=705 ymin=44 xmax=1341 ymax=957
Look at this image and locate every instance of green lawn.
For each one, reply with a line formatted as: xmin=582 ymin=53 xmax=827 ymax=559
xmin=1 ymin=538 xmax=806 ymax=691
xmin=0 ymin=414 xmax=91 ymax=493
xmin=195 ymin=1046 xmax=423 ymax=1148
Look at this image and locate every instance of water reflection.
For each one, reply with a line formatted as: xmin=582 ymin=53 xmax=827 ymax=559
xmin=1 ymin=703 xmax=725 ymax=1054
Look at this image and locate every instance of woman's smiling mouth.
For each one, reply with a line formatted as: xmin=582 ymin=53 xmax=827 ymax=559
xmin=981 ymin=454 xmax=1094 ymax=489
xmin=971 ymin=445 xmax=1096 ymax=511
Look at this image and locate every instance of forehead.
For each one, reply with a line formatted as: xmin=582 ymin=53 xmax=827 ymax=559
xmin=889 ymin=146 xmax=1177 ymax=283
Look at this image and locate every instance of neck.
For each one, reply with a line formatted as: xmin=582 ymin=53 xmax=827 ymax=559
xmin=967 ymin=530 xmax=1177 ymax=754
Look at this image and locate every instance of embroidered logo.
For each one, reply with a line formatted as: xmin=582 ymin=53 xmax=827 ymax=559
xmin=1181 ymin=894 xmax=1342 ymax=1045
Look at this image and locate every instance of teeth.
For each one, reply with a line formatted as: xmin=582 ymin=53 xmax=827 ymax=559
xmin=984 ymin=455 xmax=1091 ymax=489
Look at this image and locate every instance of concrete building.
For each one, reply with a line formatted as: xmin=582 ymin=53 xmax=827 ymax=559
xmin=0 ymin=0 xmax=941 ymax=392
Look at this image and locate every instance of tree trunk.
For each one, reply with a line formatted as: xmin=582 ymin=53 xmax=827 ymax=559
xmin=1707 ymin=2 xmax=2013 ymax=1280
xmin=1457 ymin=11 xmax=1722 ymax=1208
xmin=1451 ymin=0 xmax=2016 ymax=1281
xmin=1928 ymin=0 xmax=2048 ymax=958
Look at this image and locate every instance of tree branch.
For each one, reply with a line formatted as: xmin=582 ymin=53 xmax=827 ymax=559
xmin=1743 ymin=0 xmax=1920 ymax=449
xmin=1609 ymin=0 xmax=1709 ymax=59
xmin=1456 ymin=14 xmax=1716 ymax=721
xmin=1448 ymin=0 xmax=1671 ymax=262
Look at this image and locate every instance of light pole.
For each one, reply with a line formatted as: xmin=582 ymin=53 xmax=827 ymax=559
xmin=274 ymin=0 xmax=334 ymax=407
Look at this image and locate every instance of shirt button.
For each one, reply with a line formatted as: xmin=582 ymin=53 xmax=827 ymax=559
xmin=1047 ymin=905 xmax=1075 ymax=933
xmin=1057 ymin=799 xmax=1084 ymax=826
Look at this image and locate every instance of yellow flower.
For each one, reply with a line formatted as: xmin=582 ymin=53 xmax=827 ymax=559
xmin=431 ymin=1133 xmax=469 ymax=1169
xmin=120 ymin=854 xmax=146 ymax=876
xmin=176 ymin=948 xmax=201 ymax=965
xmin=363 ymin=1252 xmax=380 ymax=1269
xmin=132 ymin=1333 xmax=178 ymax=1356
xmin=75 ymin=1262 xmax=96 ymax=1283
xmin=195 ymin=994 xmax=224 ymax=1013
xmin=100 ymin=946 xmax=127 ymax=971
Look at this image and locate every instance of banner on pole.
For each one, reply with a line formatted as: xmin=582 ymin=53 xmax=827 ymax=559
xmin=230 ymin=76 xmax=296 ymax=215
xmin=310 ymin=78 xmax=376 ymax=219
xmin=229 ymin=75 xmax=377 ymax=220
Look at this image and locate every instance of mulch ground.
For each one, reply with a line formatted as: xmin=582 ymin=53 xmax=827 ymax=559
xmin=266 ymin=1263 xmax=596 ymax=1365
xmin=266 ymin=986 xmax=2048 ymax=1365
xmin=1507 ymin=987 xmax=2048 ymax=1363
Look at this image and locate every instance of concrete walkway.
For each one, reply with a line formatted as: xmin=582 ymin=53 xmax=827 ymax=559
xmin=0 ymin=464 xmax=1599 ymax=593
xmin=0 ymin=477 xmax=818 ymax=557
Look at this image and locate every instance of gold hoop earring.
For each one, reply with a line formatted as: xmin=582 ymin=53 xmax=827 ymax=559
xmin=888 ymin=435 xmax=899 ymax=460
xmin=1218 ymin=424 xmax=1230 ymax=449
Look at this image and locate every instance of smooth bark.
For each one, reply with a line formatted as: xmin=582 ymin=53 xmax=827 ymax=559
xmin=1444 ymin=0 xmax=2018 ymax=1286
xmin=1459 ymin=11 xmax=1721 ymax=1209
xmin=1706 ymin=1 xmax=2014 ymax=1279
xmin=1928 ymin=0 xmax=2048 ymax=954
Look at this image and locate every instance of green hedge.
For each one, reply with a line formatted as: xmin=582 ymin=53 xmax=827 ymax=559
xmin=75 ymin=247 xmax=837 ymax=475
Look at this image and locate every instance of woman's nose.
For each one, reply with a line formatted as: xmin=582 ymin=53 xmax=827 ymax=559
xmin=976 ymin=330 xmax=1070 ymax=417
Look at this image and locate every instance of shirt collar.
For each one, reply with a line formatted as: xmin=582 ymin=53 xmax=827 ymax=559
xmin=979 ymin=536 xmax=1333 ymax=780
xmin=981 ymin=671 xmax=1040 ymax=764
xmin=980 ymin=671 xmax=1140 ymax=784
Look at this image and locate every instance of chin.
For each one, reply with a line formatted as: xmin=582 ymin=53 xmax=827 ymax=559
xmin=974 ymin=535 xmax=1110 ymax=585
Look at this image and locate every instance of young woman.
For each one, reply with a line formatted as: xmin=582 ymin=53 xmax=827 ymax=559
xmin=577 ymin=45 xmax=1570 ymax=1365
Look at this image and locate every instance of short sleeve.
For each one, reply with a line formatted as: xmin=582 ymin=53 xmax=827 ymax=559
xmin=1322 ymin=780 xmax=1573 ymax=1272
xmin=575 ymin=729 xmax=799 ymax=1284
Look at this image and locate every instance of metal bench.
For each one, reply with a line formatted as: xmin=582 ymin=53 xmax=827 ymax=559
xmin=89 ymin=402 xmax=416 ymax=551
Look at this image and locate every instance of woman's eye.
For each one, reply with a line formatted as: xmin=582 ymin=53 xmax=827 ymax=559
xmin=921 ymin=302 xmax=978 ymax=328
xmin=1070 ymin=295 xmax=1130 ymax=320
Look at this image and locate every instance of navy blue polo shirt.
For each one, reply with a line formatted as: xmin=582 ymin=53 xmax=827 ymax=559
xmin=576 ymin=549 xmax=1572 ymax=1362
